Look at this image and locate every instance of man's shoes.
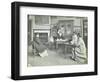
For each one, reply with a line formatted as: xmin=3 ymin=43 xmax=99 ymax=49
xmin=70 ymin=56 xmax=77 ymax=61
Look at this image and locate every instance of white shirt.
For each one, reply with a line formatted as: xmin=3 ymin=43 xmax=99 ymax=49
xmin=71 ymin=34 xmax=78 ymax=45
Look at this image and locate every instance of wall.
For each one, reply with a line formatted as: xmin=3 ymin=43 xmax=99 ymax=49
xmin=30 ymin=15 xmax=84 ymax=40
xmin=29 ymin=15 xmax=50 ymax=41
xmin=0 ymin=0 xmax=99 ymax=82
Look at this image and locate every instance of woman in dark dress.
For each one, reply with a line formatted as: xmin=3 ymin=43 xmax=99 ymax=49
xmin=32 ymin=34 xmax=48 ymax=57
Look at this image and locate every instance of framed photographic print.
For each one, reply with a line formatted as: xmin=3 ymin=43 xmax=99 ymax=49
xmin=11 ymin=1 xmax=98 ymax=80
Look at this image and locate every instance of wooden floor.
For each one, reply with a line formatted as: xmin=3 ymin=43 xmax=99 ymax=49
xmin=27 ymin=45 xmax=86 ymax=67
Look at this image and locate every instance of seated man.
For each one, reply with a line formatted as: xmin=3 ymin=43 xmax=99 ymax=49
xmin=70 ymin=33 xmax=87 ymax=63
xmin=32 ymin=34 xmax=48 ymax=57
xmin=70 ymin=32 xmax=78 ymax=60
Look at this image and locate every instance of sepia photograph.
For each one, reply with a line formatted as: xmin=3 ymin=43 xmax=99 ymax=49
xmin=27 ymin=15 xmax=88 ymax=67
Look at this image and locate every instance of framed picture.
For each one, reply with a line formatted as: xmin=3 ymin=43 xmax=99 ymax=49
xmin=11 ymin=1 xmax=98 ymax=80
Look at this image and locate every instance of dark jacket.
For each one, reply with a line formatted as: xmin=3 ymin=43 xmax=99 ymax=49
xmin=32 ymin=37 xmax=46 ymax=53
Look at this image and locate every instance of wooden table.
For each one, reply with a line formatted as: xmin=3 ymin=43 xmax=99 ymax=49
xmin=64 ymin=43 xmax=74 ymax=54
xmin=56 ymin=40 xmax=73 ymax=54
xmin=56 ymin=40 xmax=66 ymax=49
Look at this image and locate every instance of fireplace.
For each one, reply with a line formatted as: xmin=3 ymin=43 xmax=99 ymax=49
xmin=33 ymin=30 xmax=50 ymax=44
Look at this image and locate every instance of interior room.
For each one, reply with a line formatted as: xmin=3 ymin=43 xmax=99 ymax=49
xmin=27 ymin=15 xmax=88 ymax=66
